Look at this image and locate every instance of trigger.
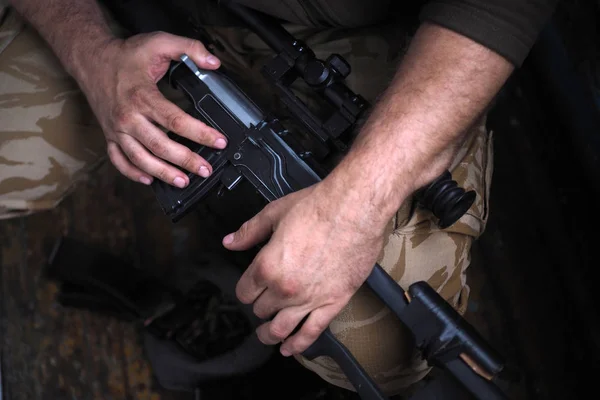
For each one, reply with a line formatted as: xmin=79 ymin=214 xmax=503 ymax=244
xmin=217 ymin=183 xmax=227 ymax=198
xmin=220 ymin=165 xmax=244 ymax=191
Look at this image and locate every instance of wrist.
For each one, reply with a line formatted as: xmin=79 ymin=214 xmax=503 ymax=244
xmin=67 ymin=35 xmax=121 ymax=84
xmin=11 ymin=0 xmax=119 ymax=82
xmin=317 ymin=156 xmax=413 ymax=235
xmin=319 ymin=124 xmax=456 ymax=233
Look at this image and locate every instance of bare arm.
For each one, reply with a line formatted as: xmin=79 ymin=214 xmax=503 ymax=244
xmin=8 ymin=0 xmax=228 ymax=187
xmin=7 ymin=0 xmax=114 ymax=80
xmin=322 ymin=22 xmax=514 ymax=231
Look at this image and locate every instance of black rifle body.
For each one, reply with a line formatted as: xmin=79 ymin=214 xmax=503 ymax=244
xmin=153 ymin=55 xmax=321 ymax=220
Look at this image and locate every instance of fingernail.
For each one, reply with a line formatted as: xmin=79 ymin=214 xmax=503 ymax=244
xmin=281 ymin=349 xmax=291 ymax=357
xmin=199 ymin=166 xmax=210 ymax=178
xmin=173 ymin=177 xmax=186 ymax=188
xmin=139 ymin=176 xmax=152 ymax=185
xmin=206 ymin=55 xmax=220 ymax=66
xmin=215 ymin=138 xmax=227 ymax=149
xmin=223 ymin=233 xmax=234 ymax=245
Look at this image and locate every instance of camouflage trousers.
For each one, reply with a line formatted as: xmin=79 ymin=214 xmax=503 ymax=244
xmin=0 ymin=6 xmax=493 ymax=396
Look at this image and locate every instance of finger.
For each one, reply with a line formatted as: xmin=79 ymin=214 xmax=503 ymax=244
xmin=280 ymin=306 xmax=339 ymax=356
xmin=119 ymin=134 xmax=189 ymax=188
xmin=143 ymin=88 xmax=227 ymax=150
xmin=252 ymin=288 xmax=293 ymax=320
xmin=255 ymin=305 xmax=310 ymax=346
xmin=132 ymin=117 xmax=215 ymax=177
xmin=106 ymin=141 xmax=154 ymax=185
xmin=151 ymin=32 xmax=221 ymax=69
xmin=223 ymin=203 xmax=282 ymax=251
xmin=235 ymin=259 xmax=267 ymax=304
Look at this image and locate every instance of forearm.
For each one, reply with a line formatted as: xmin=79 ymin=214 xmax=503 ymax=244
xmin=8 ymin=0 xmax=114 ymax=79
xmin=321 ymin=22 xmax=513 ymax=231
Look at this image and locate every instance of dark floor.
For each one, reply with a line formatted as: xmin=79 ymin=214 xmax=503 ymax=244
xmin=0 ymin=149 xmax=517 ymax=400
xmin=2 ymin=4 xmax=600 ymax=399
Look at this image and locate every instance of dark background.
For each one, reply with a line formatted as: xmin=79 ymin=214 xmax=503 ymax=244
xmin=1 ymin=0 xmax=599 ymax=399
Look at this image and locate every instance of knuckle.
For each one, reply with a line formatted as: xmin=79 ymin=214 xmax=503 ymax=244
xmin=180 ymin=150 xmax=197 ymax=170
xmin=304 ymin=320 xmax=327 ymax=338
xmin=261 ymin=202 xmax=277 ymax=222
xmin=277 ymin=279 xmax=298 ymax=299
xmin=155 ymin=167 xmax=171 ymax=182
xmin=256 ymin=330 xmax=269 ymax=345
xmin=129 ymin=86 xmax=146 ymax=106
xmin=147 ymin=136 xmax=167 ymax=157
xmin=145 ymin=30 xmax=167 ymax=45
xmin=125 ymin=149 xmax=143 ymax=166
xmin=236 ymin=219 xmax=259 ymax=244
xmin=237 ymin=221 xmax=251 ymax=239
xmin=166 ymin=112 xmax=188 ymax=133
xmin=252 ymin=303 xmax=260 ymax=316
xmin=262 ymin=201 xmax=276 ymax=215
xmin=285 ymin=343 xmax=299 ymax=355
xmin=268 ymin=323 xmax=288 ymax=341
xmin=235 ymin=283 xmax=252 ymax=305
xmin=252 ymin=303 xmax=268 ymax=319
xmin=151 ymin=30 xmax=167 ymax=39
xmin=145 ymin=90 xmax=161 ymax=110
xmin=106 ymin=143 xmax=117 ymax=159
xmin=254 ymin=260 xmax=275 ymax=283
xmin=113 ymin=107 xmax=133 ymax=129
xmin=196 ymin=126 xmax=212 ymax=143
xmin=187 ymin=38 xmax=206 ymax=54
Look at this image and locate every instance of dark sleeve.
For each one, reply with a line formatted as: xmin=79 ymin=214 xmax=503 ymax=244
xmin=419 ymin=0 xmax=559 ymax=66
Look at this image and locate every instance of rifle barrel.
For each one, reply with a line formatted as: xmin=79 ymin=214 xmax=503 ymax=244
xmin=223 ymin=0 xmax=297 ymax=55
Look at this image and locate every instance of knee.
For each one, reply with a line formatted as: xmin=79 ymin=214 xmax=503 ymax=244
xmin=297 ymin=309 xmax=431 ymax=396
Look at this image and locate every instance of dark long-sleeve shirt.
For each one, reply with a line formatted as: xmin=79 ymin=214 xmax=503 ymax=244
xmin=181 ymin=0 xmax=558 ymax=66
xmin=419 ymin=0 xmax=558 ymax=65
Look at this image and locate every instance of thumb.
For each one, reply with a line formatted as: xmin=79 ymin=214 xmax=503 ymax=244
xmin=223 ymin=207 xmax=278 ymax=251
xmin=152 ymin=32 xmax=221 ymax=70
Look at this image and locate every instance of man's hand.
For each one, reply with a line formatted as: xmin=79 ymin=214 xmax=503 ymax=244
xmin=222 ymin=183 xmax=386 ymax=356
xmin=77 ymin=33 xmax=227 ymax=187
xmin=8 ymin=0 xmax=228 ymax=187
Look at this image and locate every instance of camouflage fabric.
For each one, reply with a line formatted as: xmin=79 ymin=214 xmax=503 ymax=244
xmin=0 ymin=5 xmax=493 ymax=397
xmin=203 ymin=23 xmax=493 ymax=395
xmin=0 ymin=5 xmax=107 ymax=219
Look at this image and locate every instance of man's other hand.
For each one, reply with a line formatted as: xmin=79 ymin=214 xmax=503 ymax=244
xmin=78 ymin=32 xmax=227 ymax=187
xmin=222 ymin=183 xmax=385 ymax=356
